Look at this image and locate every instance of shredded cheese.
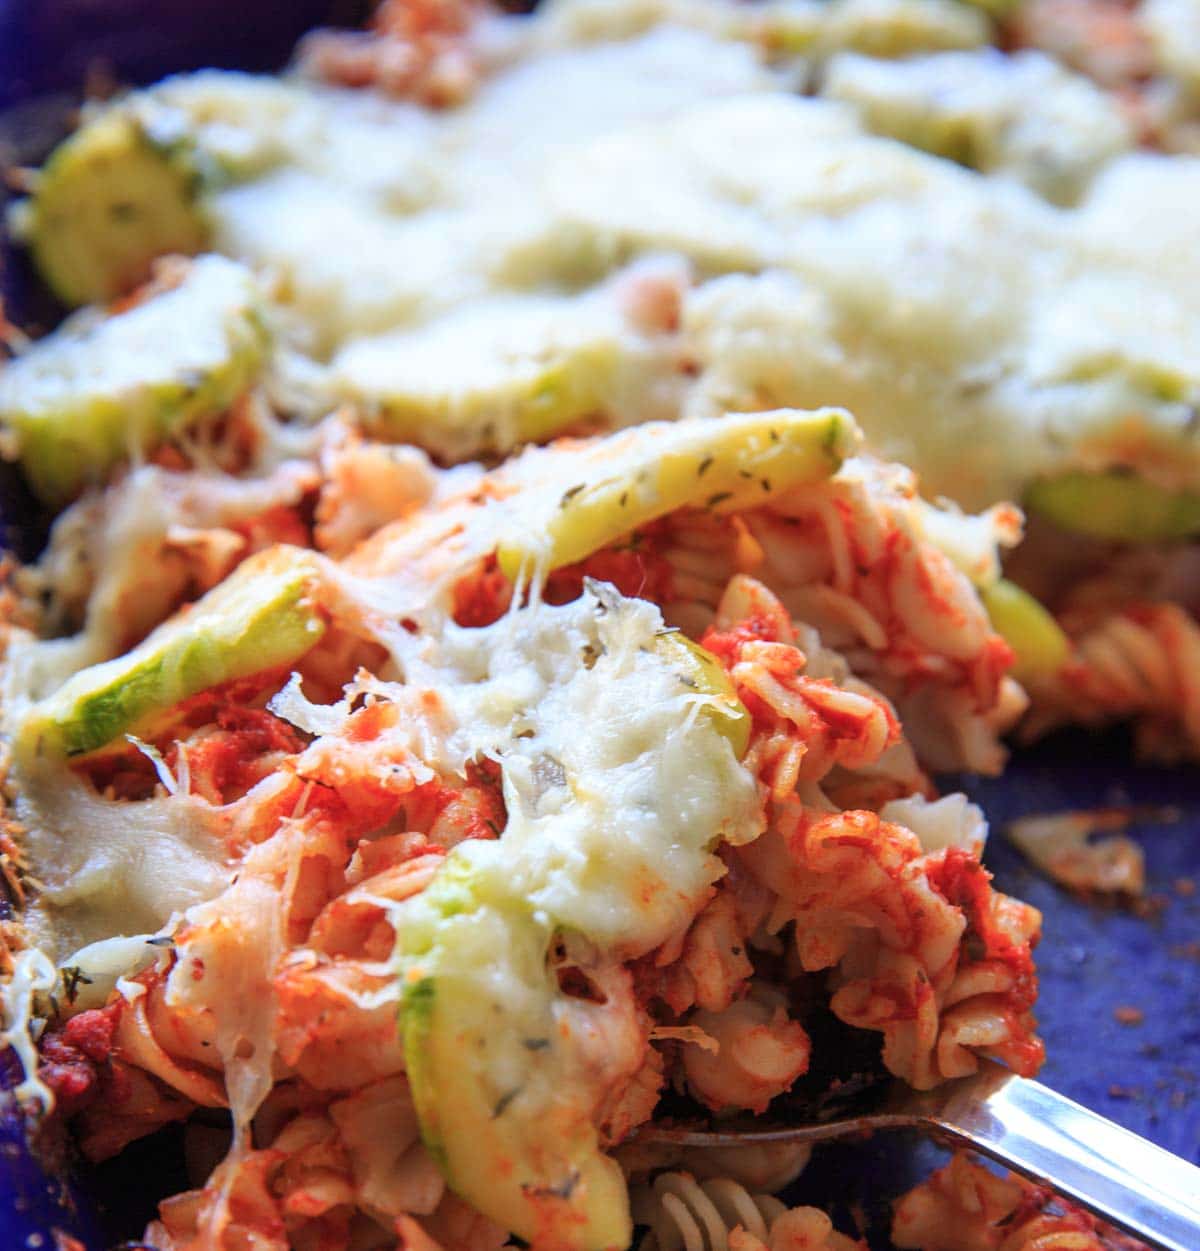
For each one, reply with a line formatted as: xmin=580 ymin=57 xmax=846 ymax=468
xmin=0 ymin=948 xmax=57 ymax=1110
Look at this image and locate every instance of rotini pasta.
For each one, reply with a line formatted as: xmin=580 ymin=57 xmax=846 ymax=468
xmin=631 ymin=1172 xmax=864 ymax=1251
xmin=893 ymin=1151 xmax=1144 ymax=1251
xmin=1024 ymin=601 xmax=1200 ymax=762
xmin=1005 ymin=527 xmax=1200 ymax=761
xmin=0 ymin=2 xmax=1191 ymax=1244
xmin=0 ymin=409 xmax=1055 ymax=1250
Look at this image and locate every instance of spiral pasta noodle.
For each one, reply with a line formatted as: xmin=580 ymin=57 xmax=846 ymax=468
xmin=704 ymin=579 xmax=1042 ymax=1090
xmin=14 ymin=416 xmax=1045 ymax=1249
xmin=654 ymin=461 xmax=1021 ymax=777
xmin=631 ymin=1172 xmax=864 ymax=1251
xmin=893 ymin=1152 xmax=1136 ymax=1251
xmin=1025 ymin=601 xmax=1200 ymax=761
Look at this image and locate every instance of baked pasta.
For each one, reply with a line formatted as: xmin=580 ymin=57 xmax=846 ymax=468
xmin=1 ymin=412 xmax=1044 ymax=1248
xmin=0 ymin=3 xmax=1189 ymax=1249
xmin=3 ymin=0 xmax=1199 ymax=754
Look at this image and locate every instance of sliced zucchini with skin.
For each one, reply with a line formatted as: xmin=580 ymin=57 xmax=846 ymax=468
xmin=0 ymin=255 xmax=269 ymax=504
xmin=813 ymin=0 xmax=991 ymax=57
xmin=402 ymin=872 xmax=630 ymax=1251
xmin=954 ymin=0 xmax=1017 ymax=14
xmin=1025 ymin=470 xmax=1200 ymax=542
xmin=981 ymin=578 xmax=1069 ymax=682
xmin=330 ymin=294 xmax=633 ymax=462
xmin=27 ymin=110 xmax=208 ymax=307
xmin=655 ymin=630 xmax=751 ymax=759
xmin=19 ymin=545 xmax=326 ymax=759
xmin=397 ymin=589 xmax=756 ymax=1250
xmin=495 ymin=408 xmax=861 ymax=580
xmin=132 ymin=70 xmax=308 ymax=183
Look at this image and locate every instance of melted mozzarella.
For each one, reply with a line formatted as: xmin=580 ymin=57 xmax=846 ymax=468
xmin=58 ymin=933 xmax=163 ymax=1012
xmin=878 ymin=792 xmax=987 ymax=855
xmin=12 ymin=765 xmax=229 ymax=961
xmin=0 ymin=949 xmax=57 ymax=1108
xmin=824 ymin=49 xmax=1132 ymax=203
xmin=208 ymin=24 xmax=775 ymax=352
xmin=91 ymin=2 xmax=1200 ymax=504
xmin=285 ymin=586 xmax=762 ymax=954
xmin=424 ymin=589 xmax=760 ymax=950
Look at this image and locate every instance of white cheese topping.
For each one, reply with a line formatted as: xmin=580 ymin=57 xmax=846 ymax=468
xmin=59 ymin=0 xmax=1196 ymax=501
xmin=0 ymin=255 xmax=264 ymax=432
xmin=879 ymin=792 xmax=987 ymax=856
xmin=823 ymin=48 xmax=1132 ymax=203
xmin=424 ymin=588 xmax=760 ymax=949
xmin=0 ymin=949 xmax=57 ymax=1109
xmin=282 ymin=584 xmax=762 ymax=955
xmin=12 ymin=766 xmax=228 ymax=962
xmin=58 ymin=933 xmax=162 ymax=1013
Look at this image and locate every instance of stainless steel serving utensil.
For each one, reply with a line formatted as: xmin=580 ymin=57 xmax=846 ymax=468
xmin=640 ymin=1061 xmax=1200 ymax=1251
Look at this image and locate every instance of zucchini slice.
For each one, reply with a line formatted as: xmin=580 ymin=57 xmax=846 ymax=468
xmin=27 ymin=110 xmax=208 ymax=308
xmin=1025 ymin=470 xmax=1200 ymax=542
xmin=403 ymin=882 xmax=631 ymax=1251
xmin=19 ymin=546 xmax=325 ymax=759
xmin=981 ymin=578 xmax=1069 ymax=682
xmin=655 ymin=630 xmax=751 ymax=759
xmin=330 ymin=293 xmax=641 ymax=462
xmin=0 ymin=255 xmax=269 ymax=504
xmin=495 ymin=407 xmax=861 ymax=580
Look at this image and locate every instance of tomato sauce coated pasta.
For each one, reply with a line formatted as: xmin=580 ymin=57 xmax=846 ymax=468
xmin=0 ymin=0 xmax=1193 ymax=1242
xmin=893 ymin=1152 xmax=1146 ymax=1251
xmin=0 ymin=411 xmax=1057 ymax=1249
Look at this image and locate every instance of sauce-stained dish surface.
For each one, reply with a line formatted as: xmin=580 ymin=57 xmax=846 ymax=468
xmin=0 ymin=2 xmax=1197 ymax=1249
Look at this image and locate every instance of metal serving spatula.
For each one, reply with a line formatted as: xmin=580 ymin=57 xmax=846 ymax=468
xmin=641 ymin=1061 xmax=1200 ymax=1251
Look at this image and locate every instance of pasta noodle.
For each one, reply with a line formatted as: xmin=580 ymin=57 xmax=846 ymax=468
xmin=893 ymin=1151 xmax=1144 ymax=1251
xmin=0 ymin=412 xmax=1053 ymax=1249
xmin=631 ymin=1172 xmax=864 ymax=1251
xmin=706 ymin=578 xmax=1042 ymax=1090
xmin=1024 ymin=602 xmax=1200 ymax=761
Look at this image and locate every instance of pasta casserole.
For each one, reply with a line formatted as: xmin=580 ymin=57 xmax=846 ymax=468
xmin=4 ymin=412 xmax=1045 ymax=1248
xmin=0 ymin=0 xmax=1192 ymax=1247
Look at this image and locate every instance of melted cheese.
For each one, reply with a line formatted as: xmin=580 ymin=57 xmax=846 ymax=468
xmin=824 ymin=49 xmax=1132 ymax=203
xmin=207 ymin=24 xmax=775 ymax=354
xmin=12 ymin=764 xmax=229 ymax=961
xmin=878 ymin=792 xmax=987 ymax=855
xmin=651 ymin=102 xmax=1200 ymax=504
xmin=56 ymin=1 xmax=1195 ymax=503
xmin=0 ymin=619 xmax=232 ymax=963
xmin=0 ymin=949 xmax=57 ymax=1109
xmin=15 ymin=0 xmax=1200 ymax=502
xmin=281 ymin=586 xmax=762 ymax=954
xmin=58 ymin=933 xmax=162 ymax=1012
xmin=417 ymin=590 xmax=760 ymax=947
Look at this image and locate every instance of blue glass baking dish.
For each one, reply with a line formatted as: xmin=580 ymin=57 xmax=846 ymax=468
xmin=0 ymin=4 xmax=1196 ymax=1246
